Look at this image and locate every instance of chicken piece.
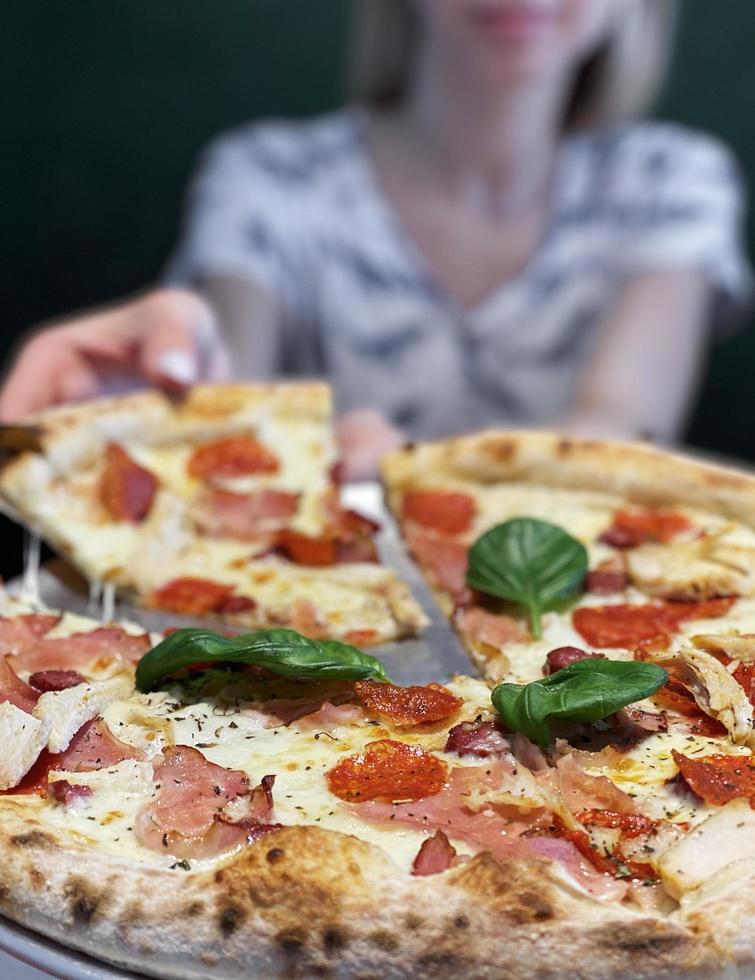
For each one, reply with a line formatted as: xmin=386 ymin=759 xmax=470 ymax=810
xmin=655 ymin=647 xmax=755 ymax=746
xmin=658 ymin=799 xmax=755 ymax=898
xmin=33 ymin=676 xmax=132 ymax=754
xmin=692 ymin=633 xmax=755 ymax=663
xmin=625 ymin=532 xmax=755 ymax=601
xmin=0 ymin=702 xmax=51 ymax=790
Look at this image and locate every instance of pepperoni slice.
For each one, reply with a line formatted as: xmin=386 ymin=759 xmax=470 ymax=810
xmin=354 ymin=680 xmax=462 ymax=726
xmin=326 ymin=739 xmax=448 ymax=803
xmin=99 ymin=443 xmax=158 ymax=522
xmin=575 ymin=809 xmax=659 ymax=839
xmin=599 ymin=509 xmax=693 ymax=549
xmin=273 ymin=530 xmax=338 ymax=566
xmin=734 ymin=663 xmax=755 ymax=707
xmin=572 ymin=598 xmax=735 ymax=649
xmin=147 ymin=578 xmax=238 ymax=616
xmin=402 ymin=489 xmax=475 ymax=535
xmin=187 ymin=435 xmax=280 ymax=481
xmin=672 ymin=751 xmax=755 ymax=807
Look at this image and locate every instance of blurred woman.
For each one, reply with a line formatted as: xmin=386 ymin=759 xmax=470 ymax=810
xmin=1 ymin=0 xmax=751 ymax=477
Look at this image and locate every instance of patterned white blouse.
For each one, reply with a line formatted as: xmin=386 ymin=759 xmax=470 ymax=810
xmin=167 ymin=108 xmax=752 ymax=439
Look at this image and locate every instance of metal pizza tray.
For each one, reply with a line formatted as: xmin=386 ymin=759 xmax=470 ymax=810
xmin=0 ymin=482 xmax=469 ymax=979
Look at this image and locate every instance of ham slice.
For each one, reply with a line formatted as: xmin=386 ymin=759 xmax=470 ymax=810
xmin=358 ymin=762 xmax=626 ymax=901
xmin=135 ymin=745 xmax=279 ymax=859
xmin=0 ymin=614 xmax=60 ymax=657
xmin=14 ymin=627 xmax=151 ymax=674
xmin=411 ymin=831 xmax=460 ymax=876
xmin=536 ymin=755 xmax=637 ymax=815
xmin=194 ymin=488 xmax=299 ymax=539
xmin=0 ymin=656 xmax=38 ymax=713
xmin=454 ymin=606 xmax=527 ymax=649
xmin=404 ymin=525 xmax=469 ymax=601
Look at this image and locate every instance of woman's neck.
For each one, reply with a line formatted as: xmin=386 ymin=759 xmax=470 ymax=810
xmin=394 ymin=45 xmax=570 ymax=216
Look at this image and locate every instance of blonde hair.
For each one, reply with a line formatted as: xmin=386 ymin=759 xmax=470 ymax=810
xmin=349 ymin=0 xmax=680 ymax=129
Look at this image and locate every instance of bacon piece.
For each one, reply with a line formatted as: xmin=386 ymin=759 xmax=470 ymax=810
xmin=28 ymin=670 xmax=87 ymax=693
xmin=404 ymin=524 xmax=469 ymax=600
xmin=326 ymin=739 xmax=448 ymax=803
xmin=454 ymin=606 xmax=527 ymax=649
xmin=134 ymin=745 xmax=278 ymax=858
xmin=585 ymin=570 xmax=628 ymax=595
xmin=48 ymin=780 xmax=93 ymax=807
xmin=411 ymin=831 xmax=459 ymax=876
xmin=146 ymin=578 xmax=250 ymax=616
xmin=599 ymin=509 xmax=693 ymax=549
xmin=523 ymin=834 xmax=629 ymax=899
xmin=355 ymin=680 xmax=462 ymax=726
xmin=650 ymin=676 xmax=728 ymax=736
xmin=0 ymin=656 xmax=38 ymax=713
xmin=187 ymin=435 xmax=280 ymax=481
xmin=99 ymin=443 xmax=158 ymax=522
xmin=672 ymin=751 xmax=755 ymax=807
xmin=572 ymin=598 xmax=735 ymax=649
xmin=544 ymin=646 xmax=605 ymax=675
xmin=15 ymin=627 xmax=151 ymax=673
xmin=402 ymin=489 xmax=475 ymax=535
xmin=444 ymin=720 xmax=512 ymax=759
xmin=551 ymin=817 xmax=655 ymax=882
xmin=196 ymin=488 xmax=299 ymax=539
xmin=220 ymin=596 xmax=256 ymax=614
xmin=0 ymin=614 xmax=60 ymax=657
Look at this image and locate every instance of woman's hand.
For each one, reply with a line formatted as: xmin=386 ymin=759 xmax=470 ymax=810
xmin=0 ymin=288 xmax=228 ymax=422
xmin=335 ymin=408 xmax=406 ymax=482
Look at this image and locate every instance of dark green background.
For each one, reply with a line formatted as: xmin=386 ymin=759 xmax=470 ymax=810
xmin=2 ymin=0 xmax=754 ymax=460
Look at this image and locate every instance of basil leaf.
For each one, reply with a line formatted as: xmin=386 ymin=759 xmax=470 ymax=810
xmin=135 ymin=627 xmax=392 ymax=693
xmin=466 ymin=518 xmax=588 ymax=638
xmin=491 ymin=659 xmax=668 ymax=748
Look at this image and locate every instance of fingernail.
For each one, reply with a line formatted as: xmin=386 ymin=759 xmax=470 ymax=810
xmin=156 ymin=349 xmax=197 ymax=385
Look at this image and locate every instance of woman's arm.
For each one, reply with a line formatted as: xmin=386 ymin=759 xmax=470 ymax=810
xmin=562 ymin=269 xmax=711 ymax=443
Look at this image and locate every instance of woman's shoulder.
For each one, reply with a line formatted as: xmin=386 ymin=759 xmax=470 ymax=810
xmin=197 ymin=108 xmax=362 ymax=187
xmin=569 ymin=121 xmax=742 ymax=194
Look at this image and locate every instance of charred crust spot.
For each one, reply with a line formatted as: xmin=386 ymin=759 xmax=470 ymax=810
xmin=266 ymin=847 xmax=285 ymax=864
xmin=218 ymin=903 xmax=246 ymax=938
xmin=418 ymin=953 xmax=461 ymax=972
xmin=452 ymin=915 xmax=470 ymax=930
xmin=119 ymin=902 xmax=145 ymax=929
xmin=608 ymin=925 xmax=688 ymax=954
xmin=489 ymin=438 xmax=516 ymax=462
xmin=0 ymin=885 xmax=10 ymax=904
xmin=510 ymin=891 xmax=555 ymax=923
xmin=556 ymin=438 xmax=574 ymax=456
xmin=214 ymin=869 xmax=226 ymax=884
xmin=368 ymin=929 xmax=399 ymax=952
xmin=10 ymin=831 xmax=54 ymax=850
xmin=183 ymin=902 xmax=204 ymax=917
xmin=30 ymin=869 xmax=45 ymax=890
xmin=322 ymin=927 xmax=347 ymax=954
xmin=276 ymin=927 xmax=306 ymax=957
xmin=64 ymin=877 xmax=103 ymax=926
xmin=404 ymin=913 xmax=424 ymax=931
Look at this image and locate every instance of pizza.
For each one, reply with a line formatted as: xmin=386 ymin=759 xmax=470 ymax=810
xmin=3 ymin=424 xmax=755 ymax=977
xmin=0 ymin=383 xmax=425 ymax=644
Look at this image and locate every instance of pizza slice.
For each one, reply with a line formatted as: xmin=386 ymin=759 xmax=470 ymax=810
xmin=0 ymin=383 xmax=426 ymax=643
xmin=382 ymin=430 xmax=755 ymax=682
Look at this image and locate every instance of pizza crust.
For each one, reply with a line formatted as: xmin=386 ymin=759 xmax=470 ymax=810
xmin=0 ymin=803 xmax=731 ymax=980
xmin=382 ymin=431 xmax=755 ymax=527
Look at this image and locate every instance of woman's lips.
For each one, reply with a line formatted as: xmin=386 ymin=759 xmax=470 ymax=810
xmin=468 ymin=4 xmax=556 ymax=42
